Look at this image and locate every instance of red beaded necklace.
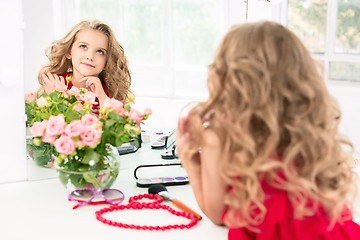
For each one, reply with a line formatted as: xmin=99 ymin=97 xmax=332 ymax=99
xmin=95 ymin=193 xmax=198 ymax=230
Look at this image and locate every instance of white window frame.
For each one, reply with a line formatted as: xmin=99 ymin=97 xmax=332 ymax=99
xmin=277 ymin=0 xmax=360 ymax=84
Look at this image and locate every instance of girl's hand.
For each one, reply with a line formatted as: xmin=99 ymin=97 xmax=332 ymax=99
xmin=176 ymin=115 xmax=191 ymax=160
xmin=176 ymin=115 xmax=201 ymax=170
xmin=79 ymin=76 xmax=107 ymax=106
xmin=176 ymin=107 xmax=199 ymax=160
xmin=40 ymin=72 xmax=65 ymax=94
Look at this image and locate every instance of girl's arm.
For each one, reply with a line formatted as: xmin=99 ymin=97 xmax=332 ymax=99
xmin=177 ymin=117 xmax=227 ymax=225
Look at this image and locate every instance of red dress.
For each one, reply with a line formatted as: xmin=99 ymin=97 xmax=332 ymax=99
xmin=223 ymin=179 xmax=360 ymax=239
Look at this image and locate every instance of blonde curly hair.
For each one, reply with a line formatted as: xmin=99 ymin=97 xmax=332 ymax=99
xmin=184 ymin=21 xmax=358 ymax=230
xmin=38 ymin=20 xmax=131 ymax=103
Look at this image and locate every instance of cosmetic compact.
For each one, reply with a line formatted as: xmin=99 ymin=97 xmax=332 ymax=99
xmin=133 ymin=163 xmax=189 ymax=188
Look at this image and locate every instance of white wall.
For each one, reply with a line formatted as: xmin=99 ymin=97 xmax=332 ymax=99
xmin=0 ymin=0 xmax=27 ymax=183
xmin=328 ymin=84 xmax=360 ymax=156
xmin=23 ymin=0 xmax=55 ymax=93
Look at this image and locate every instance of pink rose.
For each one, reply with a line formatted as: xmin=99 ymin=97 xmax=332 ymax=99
xmin=46 ymin=114 xmax=66 ymax=136
xmin=64 ymin=120 xmax=84 ymax=137
xmin=54 ymin=81 xmax=68 ymax=92
xmin=73 ymin=102 xmax=83 ymax=112
xmin=129 ymin=109 xmax=143 ymax=124
xmin=68 ymin=86 xmax=80 ymax=96
xmin=81 ymin=113 xmax=99 ymax=126
xmin=36 ymin=96 xmax=49 ymax=107
xmin=42 ymin=130 xmax=57 ymax=144
xmin=79 ymin=91 xmax=97 ymax=105
xmin=25 ymin=92 xmax=37 ymax=102
xmin=144 ymin=108 xmax=152 ymax=116
xmin=29 ymin=120 xmax=47 ymax=137
xmin=80 ymin=126 xmax=101 ymax=147
xmin=103 ymin=98 xmax=123 ymax=114
xmin=54 ymin=135 xmax=76 ymax=155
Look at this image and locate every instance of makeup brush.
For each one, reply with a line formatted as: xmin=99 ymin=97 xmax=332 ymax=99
xmin=148 ymin=184 xmax=202 ymax=220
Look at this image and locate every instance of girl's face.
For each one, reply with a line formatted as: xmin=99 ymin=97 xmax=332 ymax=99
xmin=67 ymin=28 xmax=108 ymax=78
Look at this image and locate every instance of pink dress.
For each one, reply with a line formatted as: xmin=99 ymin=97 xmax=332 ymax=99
xmin=223 ymin=179 xmax=360 ymax=239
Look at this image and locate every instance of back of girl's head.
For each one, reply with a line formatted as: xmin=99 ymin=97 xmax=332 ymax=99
xmin=191 ymin=21 xmax=357 ymax=229
xmin=204 ymin=21 xmax=339 ymax=160
xmin=40 ymin=20 xmax=131 ymax=102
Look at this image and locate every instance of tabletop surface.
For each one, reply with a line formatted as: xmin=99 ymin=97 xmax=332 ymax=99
xmin=0 ymin=131 xmax=228 ymax=240
xmin=1 ymin=130 xmax=359 ymax=240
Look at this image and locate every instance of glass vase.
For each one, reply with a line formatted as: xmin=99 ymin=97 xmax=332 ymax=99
xmin=55 ymin=145 xmax=120 ymax=193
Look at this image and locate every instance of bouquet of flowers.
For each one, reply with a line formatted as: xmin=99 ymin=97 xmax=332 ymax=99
xmin=25 ymin=81 xmax=151 ymax=189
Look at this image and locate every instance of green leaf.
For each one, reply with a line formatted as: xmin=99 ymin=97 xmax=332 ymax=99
xmin=38 ymin=112 xmax=50 ymax=120
xmin=65 ymin=109 xmax=81 ymax=122
xmin=49 ymin=91 xmax=59 ymax=101
xmin=83 ymin=173 xmax=100 ymax=188
xmin=32 ymin=149 xmax=48 ymax=158
xmin=68 ymin=96 xmax=77 ymax=104
xmin=104 ymin=119 xmax=117 ymax=128
xmin=102 ymin=132 xmax=117 ymax=146
xmin=58 ymin=172 xmax=70 ymax=186
xmin=108 ymin=111 xmax=120 ymax=120
xmin=57 ymin=103 xmax=67 ymax=113
xmin=69 ymin=174 xmax=88 ymax=188
xmin=115 ymin=137 xmax=125 ymax=147
xmin=82 ymin=149 xmax=100 ymax=164
xmin=34 ymin=155 xmax=51 ymax=166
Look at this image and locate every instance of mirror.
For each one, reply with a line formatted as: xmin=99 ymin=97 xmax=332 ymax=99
xmin=23 ymin=0 xmax=248 ymax=180
xmin=23 ymin=1 xmax=360 ymax=183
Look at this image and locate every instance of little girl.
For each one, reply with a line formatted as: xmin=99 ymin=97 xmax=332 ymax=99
xmin=177 ymin=21 xmax=360 ymax=239
xmin=38 ymin=20 xmax=132 ymax=106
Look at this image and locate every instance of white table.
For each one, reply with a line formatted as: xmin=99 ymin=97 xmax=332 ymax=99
xmin=0 ymin=135 xmax=228 ymax=240
xmin=2 ymin=130 xmax=359 ymax=240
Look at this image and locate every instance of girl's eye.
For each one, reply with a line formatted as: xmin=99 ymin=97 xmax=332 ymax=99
xmin=80 ymin=44 xmax=87 ymax=50
xmin=97 ymin=50 xmax=105 ymax=55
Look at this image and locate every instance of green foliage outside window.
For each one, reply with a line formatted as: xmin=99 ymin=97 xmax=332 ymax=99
xmin=288 ymin=0 xmax=360 ymax=82
xmin=123 ymin=0 xmax=163 ymax=64
xmin=335 ymin=0 xmax=360 ymax=54
xmin=173 ymin=0 xmax=224 ymax=65
xmin=288 ymin=0 xmax=327 ymax=53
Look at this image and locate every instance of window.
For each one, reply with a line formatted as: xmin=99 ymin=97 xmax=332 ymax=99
xmin=285 ymin=0 xmax=360 ymax=83
xmin=57 ymin=0 xmax=246 ymax=99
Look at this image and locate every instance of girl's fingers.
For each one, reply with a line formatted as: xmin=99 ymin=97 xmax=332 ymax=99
xmin=79 ymin=77 xmax=88 ymax=82
xmin=79 ymin=77 xmax=94 ymax=91
xmin=46 ymin=72 xmax=55 ymax=81
xmin=88 ymin=82 xmax=96 ymax=92
xmin=41 ymin=73 xmax=52 ymax=85
xmin=176 ymin=132 xmax=191 ymax=156
xmin=40 ymin=73 xmax=46 ymax=85
xmin=178 ymin=116 xmax=189 ymax=134
xmin=46 ymin=72 xmax=64 ymax=83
